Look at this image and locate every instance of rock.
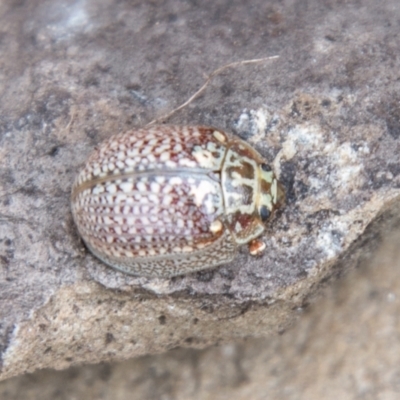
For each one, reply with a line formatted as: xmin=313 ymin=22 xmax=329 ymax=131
xmin=1 ymin=229 xmax=400 ymax=399
xmin=0 ymin=0 xmax=399 ymax=380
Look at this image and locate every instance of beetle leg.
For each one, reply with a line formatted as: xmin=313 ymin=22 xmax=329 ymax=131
xmin=248 ymin=238 xmax=266 ymax=256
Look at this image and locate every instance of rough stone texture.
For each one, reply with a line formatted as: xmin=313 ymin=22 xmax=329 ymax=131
xmin=1 ymin=229 xmax=400 ymax=399
xmin=0 ymin=0 xmax=400 ymax=380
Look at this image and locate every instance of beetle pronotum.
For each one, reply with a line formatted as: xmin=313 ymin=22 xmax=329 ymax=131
xmin=71 ymin=125 xmax=284 ymax=277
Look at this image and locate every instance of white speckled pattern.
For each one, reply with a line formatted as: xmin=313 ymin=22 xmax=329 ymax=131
xmin=71 ymin=126 xmax=284 ymax=277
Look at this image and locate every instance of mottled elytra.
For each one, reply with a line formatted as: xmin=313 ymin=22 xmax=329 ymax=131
xmin=71 ymin=126 xmax=285 ymax=278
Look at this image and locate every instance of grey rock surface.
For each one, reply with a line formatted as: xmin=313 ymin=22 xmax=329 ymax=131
xmin=1 ymin=227 xmax=400 ymax=399
xmin=0 ymin=0 xmax=400 ymax=380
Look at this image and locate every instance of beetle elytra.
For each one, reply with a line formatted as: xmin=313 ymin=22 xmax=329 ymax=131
xmin=71 ymin=125 xmax=284 ymax=278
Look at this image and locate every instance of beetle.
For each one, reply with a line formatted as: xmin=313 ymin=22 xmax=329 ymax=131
xmin=71 ymin=125 xmax=285 ymax=278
